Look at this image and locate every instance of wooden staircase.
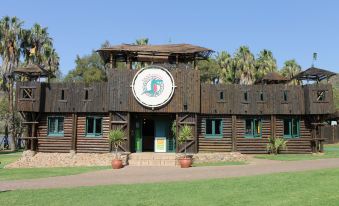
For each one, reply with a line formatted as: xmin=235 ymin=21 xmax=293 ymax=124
xmin=128 ymin=153 xmax=177 ymax=166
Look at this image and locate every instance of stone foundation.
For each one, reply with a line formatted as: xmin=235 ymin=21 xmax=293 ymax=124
xmin=6 ymin=151 xmax=247 ymax=168
xmin=5 ymin=151 xmax=130 ymax=168
xmin=176 ymin=152 xmax=247 ymax=163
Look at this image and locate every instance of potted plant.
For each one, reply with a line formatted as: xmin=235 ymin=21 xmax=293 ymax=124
xmin=108 ymin=128 xmax=125 ymax=169
xmin=266 ymin=136 xmax=288 ymax=155
xmin=177 ymin=124 xmax=193 ymax=168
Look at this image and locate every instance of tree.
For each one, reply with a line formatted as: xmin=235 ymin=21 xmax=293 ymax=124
xmin=215 ymin=51 xmax=234 ymax=83
xmin=64 ymin=51 xmax=106 ymax=83
xmin=198 ymin=58 xmax=221 ymax=84
xmin=134 ymin=38 xmax=149 ymax=69
xmin=0 ymin=16 xmax=24 ymax=150
xmin=256 ymin=49 xmax=277 ymax=79
xmin=280 ymin=59 xmax=301 ymax=85
xmin=233 ymin=46 xmax=256 ymax=85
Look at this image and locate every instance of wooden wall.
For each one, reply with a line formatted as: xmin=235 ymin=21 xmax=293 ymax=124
xmin=276 ymin=116 xmax=312 ymax=153
xmin=197 ymin=115 xmax=232 ymax=152
xmin=36 ymin=113 xmax=72 ymax=153
xmin=235 ymin=116 xmax=271 ymax=154
xmin=16 ymin=81 xmax=41 ymax=112
xmin=201 ymin=84 xmax=307 ymax=115
xmin=108 ymin=69 xmax=200 ymax=113
xmin=304 ymin=84 xmax=334 ymax=114
xmin=76 ymin=114 xmax=110 ymax=153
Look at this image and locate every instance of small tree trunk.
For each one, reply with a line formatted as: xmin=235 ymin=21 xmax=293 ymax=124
xmin=8 ymin=79 xmax=16 ymax=151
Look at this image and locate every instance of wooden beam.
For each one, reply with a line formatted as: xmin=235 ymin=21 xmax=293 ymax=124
xmin=126 ymin=112 xmax=131 ymax=152
xmin=71 ymin=113 xmax=77 ymax=151
xmin=176 ymin=113 xmax=179 ymax=153
xmin=231 ymin=115 xmax=237 ymax=152
xmin=194 ymin=113 xmax=198 ymax=153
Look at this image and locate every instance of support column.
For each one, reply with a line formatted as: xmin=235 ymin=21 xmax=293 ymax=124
xmin=231 ymin=115 xmax=237 ymax=152
xmin=175 ymin=113 xmax=179 ymax=153
xmin=126 ymin=112 xmax=131 ymax=152
xmin=271 ymin=115 xmax=276 ymax=138
xmin=31 ymin=123 xmax=36 ymax=151
xmin=71 ymin=113 xmax=77 ymax=152
xmin=194 ymin=113 xmax=198 ymax=153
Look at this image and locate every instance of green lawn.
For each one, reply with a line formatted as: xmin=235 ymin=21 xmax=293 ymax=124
xmin=1 ymin=168 xmax=339 ymax=206
xmin=0 ymin=151 xmax=109 ymax=181
xmin=255 ymin=144 xmax=339 ymax=161
xmin=192 ymin=161 xmax=246 ymax=167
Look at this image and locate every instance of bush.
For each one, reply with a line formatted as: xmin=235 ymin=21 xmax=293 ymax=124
xmin=266 ymin=137 xmax=288 ymax=155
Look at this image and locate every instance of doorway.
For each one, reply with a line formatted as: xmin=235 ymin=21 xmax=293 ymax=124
xmin=142 ymin=118 xmax=155 ymax=151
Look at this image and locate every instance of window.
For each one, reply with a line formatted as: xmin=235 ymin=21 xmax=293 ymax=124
xmin=283 ymin=118 xmax=300 ymax=138
xmin=85 ymin=90 xmax=89 ymax=100
xmin=283 ymin=90 xmax=288 ymax=102
xmin=61 ymin=90 xmax=65 ymax=100
xmin=205 ymin=119 xmax=222 ymax=138
xmin=21 ymin=88 xmax=34 ymax=99
xmin=316 ymin=90 xmax=326 ymax=101
xmin=86 ymin=117 xmax=103 ymax=137
xmin=219 ymin=91 xmax=224 ymax=100
xmin=48 ymin=117 xmax=64 ymax=136
xmin=243 ymin=91 xmax=249 ymax=102
xmin=259 ymin=91 xmax=264 ymax=101
xmin=245 ymin=119 xmax=262 ymax=138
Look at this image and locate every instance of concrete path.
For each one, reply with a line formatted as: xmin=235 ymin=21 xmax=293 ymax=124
xmin=1 ymin=158 xmax=339 ymax=191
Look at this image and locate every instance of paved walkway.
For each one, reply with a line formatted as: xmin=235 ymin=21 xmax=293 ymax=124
xmin=1 ymin=158 xmax=339 ymax=191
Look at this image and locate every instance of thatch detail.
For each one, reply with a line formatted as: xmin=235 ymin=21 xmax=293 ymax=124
xmin=255 ymin=72 xmax=289 ymax=84
xmin=14 ymin=64 xmax=53 ymax=78
xmin=97 ymin=43 xmax=214 ymax=64
xmin=292 ymin=67 xmax=337 ymax=82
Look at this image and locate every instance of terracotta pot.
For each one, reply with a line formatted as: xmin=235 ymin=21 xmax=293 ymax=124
xmin=111 ymin=159 xmax=123 ymax=169
xmin=179 ymin=157 xmax=192 ymax=168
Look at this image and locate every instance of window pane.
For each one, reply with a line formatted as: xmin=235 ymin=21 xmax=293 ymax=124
xmin=219 ymin=92 xmax=224 ymax=100
xmin=244 ymin=92 xmax=248 ymax=101
xmin=292 ymin=119 xmax=299 ymax=136
xmin=283 ymin=91 xmax=288 ymax=102
xmin=206 ymin=119 xmax=212 ymax=135
xmin=95 ymin=118 xmax=102 ymax=135
xmin=87 ymin=118 xmax=94 ymax=134
xmin=254 ymin=119 xmax=261 ymax=136
xmin=57 ymin=117 xmax=64 ymax=133
xmin=245 ymin=120 xmax=252 ymax=135
xmin=215 ymin=119 xmax=222 ymax=135
xmin=49 ymin=118 xmax=56 ymax=133
xmin=284 ymin=119 xmax=291 ymax=136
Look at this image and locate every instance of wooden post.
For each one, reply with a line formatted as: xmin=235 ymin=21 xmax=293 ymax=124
xmin=231 ymin=115 xmax=237 ymax=152
xmin=176 ymin=54 xmax=179 ymax=67
xmin=176 ymin=113 xmax=179 ymax=153
xmin=194 ymin=113 xmax=198 ymax=153
xmin=31 ymin=123 xmax=36 ymax=151
xmin=109 ymin=112 xmax=113 ymax=152
xmin=126 ymin=112 xmax=131 ymax=152
xmin=126 ymin=55 xmax=132 ymax=70
xmin=71 ymin=113 xmax=77 ymax=152
xmin=109 ymin=53 xmax=113 ymax=69
xmin=271 ymin=115 xmax=276 ymax=138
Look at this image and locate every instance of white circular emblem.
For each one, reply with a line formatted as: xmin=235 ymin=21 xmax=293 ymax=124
xmin=131 ymin=66 xmax=175 ymax=108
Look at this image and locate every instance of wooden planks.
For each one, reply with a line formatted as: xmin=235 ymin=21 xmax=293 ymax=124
xmin=198 ymin=115 xmax=232 ymax=152
xmin=36 ymin=113 xmax=72 ymax=153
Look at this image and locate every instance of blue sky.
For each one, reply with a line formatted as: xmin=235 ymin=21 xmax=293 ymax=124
xmin=1 ymin=0 xmax=339 ymax=74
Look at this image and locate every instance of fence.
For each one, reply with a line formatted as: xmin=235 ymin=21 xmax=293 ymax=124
xmin=322 ymin=125 xmax=339 ymax=144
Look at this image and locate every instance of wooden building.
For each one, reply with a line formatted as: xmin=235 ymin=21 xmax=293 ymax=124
xmin=16 ymin=44 xmax=336 ymax=155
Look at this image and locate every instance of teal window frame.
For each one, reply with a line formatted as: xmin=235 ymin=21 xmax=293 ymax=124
xmin=205 ymin=119 xmax=223 ymax=138
xmin=86 ymin=116 xmax=103 ymax=137
xmin=244 ymin=118 xmax=262 ymax=138
xmin=47 ymin=116 xmax=64 ymax=136
xmin=283 ymin=118 xmax=300 ymax=138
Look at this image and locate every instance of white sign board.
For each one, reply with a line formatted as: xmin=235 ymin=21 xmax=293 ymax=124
xmin=131 ymin=66 xmax=175 ymax=108
xmin=154 ymin=137 xmax=167 ymax=153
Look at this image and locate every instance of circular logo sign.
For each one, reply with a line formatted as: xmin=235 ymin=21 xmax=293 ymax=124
xmin=131 ymin=66 xmax=175 ymax=108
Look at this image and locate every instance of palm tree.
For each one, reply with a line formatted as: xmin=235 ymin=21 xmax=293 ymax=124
xmin=0 ymin=16 xmax=24 ymax=150
xmin=280 ymin=59 xmax=301 ymax=85
xmin=233 ymin=46 xmax=256 ymax=85
xmin=134 ymin=38 xmax=149 ymax=69
xmin=25 ymin=23 xmax=53 ymax=65
xmin=256 ymin=49 xmax=277 ymax=79
xmin=216 ymin=51 xmax=233 ymax=84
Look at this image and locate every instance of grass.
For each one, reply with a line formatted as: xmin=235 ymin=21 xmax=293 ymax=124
xmin=0 ymin=151 xmax=109 ymax=181
xmin=192 ymin=161 xmax=246 ymax=167
xmin=1 ymin=168 xmax=339 ymax=206
xmin=255 ymin=144 xmax=339 ymax=161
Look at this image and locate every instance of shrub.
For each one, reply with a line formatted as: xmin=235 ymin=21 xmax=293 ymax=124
xmin=266 ymin=137 xmax=288 ymax=155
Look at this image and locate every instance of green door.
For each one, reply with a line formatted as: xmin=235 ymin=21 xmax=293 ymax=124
xmin=135 ymin=121 xmax=142 ymax=152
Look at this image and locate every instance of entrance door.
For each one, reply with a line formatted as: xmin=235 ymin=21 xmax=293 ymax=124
xmin=142 ymin=118 xmax=155 ymax=152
